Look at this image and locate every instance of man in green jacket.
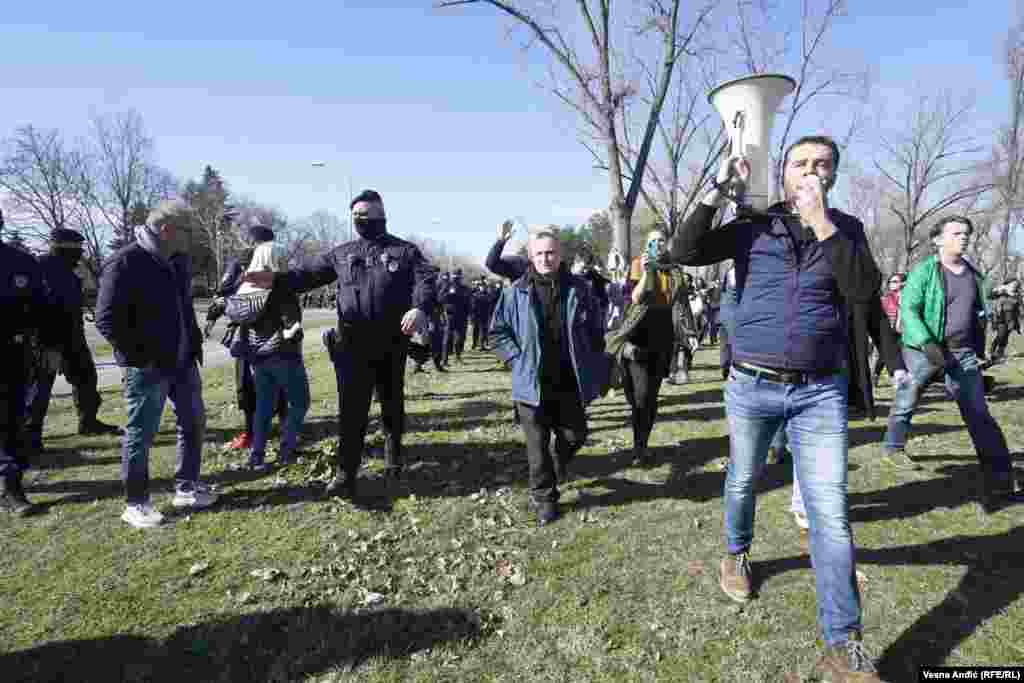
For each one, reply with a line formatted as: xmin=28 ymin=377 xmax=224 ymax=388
xmin=882 ymin=216 xmax=1019 ymax=510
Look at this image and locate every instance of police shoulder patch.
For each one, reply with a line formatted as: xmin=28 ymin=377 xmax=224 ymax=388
xmin=13 ymin=274 xmax=30 ymax=288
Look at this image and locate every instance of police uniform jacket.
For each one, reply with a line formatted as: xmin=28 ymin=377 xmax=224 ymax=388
xmin=275 ymin=233 xmax=435 ymax=346
xmin=440 ymin=282 xmax=472 ymax=321
xmin=1 ymin=244 xmax=66 ymax=368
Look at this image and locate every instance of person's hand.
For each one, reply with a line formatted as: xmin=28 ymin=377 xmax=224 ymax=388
xmin=793 ymin=174 xmax=829 ymax=226
xmin=892 ymin=369 xmax=911 ymax=389
xmin=401 ymin=308 xmax=427 ymax=336
xmin=498 ymin=219 xmax=514 ymax=241
xmin=241 ymin=271 xmax=275 ymax=288
xmin=41 ymin=349 xmax=62 ymax=374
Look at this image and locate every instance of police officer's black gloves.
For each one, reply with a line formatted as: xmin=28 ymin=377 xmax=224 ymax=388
xmin=921 ymin=342 xmax=949 ymax=369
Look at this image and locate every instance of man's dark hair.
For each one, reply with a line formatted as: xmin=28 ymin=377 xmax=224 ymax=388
xmin=929 ymin=215 xmax=973 ymax=239
xmin=782 ymin=135 xmax=841 ymax=172
xmin=350 ymin=189 xmax=383 ymax=210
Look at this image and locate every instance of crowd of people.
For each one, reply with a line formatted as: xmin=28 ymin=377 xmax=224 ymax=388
xmin=3 ymin=134 xmax=1024 ymax=682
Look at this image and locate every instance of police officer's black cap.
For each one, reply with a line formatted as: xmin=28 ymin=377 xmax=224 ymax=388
xmin=51 ymin=228 xmax=86 ymax=248
xmin=350 ymin=190 xmax=383 ymax=209
xmin=247 ymin=225 xmax=275 ymax=243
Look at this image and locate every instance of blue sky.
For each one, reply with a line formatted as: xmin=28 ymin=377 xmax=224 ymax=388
xmin=1 ymin=0 xmax=1017 ymax=261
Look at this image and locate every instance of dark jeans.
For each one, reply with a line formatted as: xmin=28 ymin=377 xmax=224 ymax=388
xmin=516 ymin=389 xmax=587 ymax=503
xmin=121 ymin=363 xmax=206 ymax=504
xmin=332 ymin=341 xmax=408 ymax=479
xmin=622 ymin=352 xmax=670 ymax=450
xmin=883 ymin=347 xmax=1011 ymax=473
xmin=250 ymin=357 xmax=310 ymax=465
xmin=706 ymin=308 xmax=720 ymax=344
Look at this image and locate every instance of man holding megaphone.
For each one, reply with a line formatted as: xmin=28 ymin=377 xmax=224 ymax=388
xmin=670 ymin=135 xmax=906 ymax=683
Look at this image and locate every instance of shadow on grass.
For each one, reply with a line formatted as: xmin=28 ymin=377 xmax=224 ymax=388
xmin=3 ymin=605 xmax=484 ymax=683
xmin=750 ymin=462 xmax=1024 ymax=679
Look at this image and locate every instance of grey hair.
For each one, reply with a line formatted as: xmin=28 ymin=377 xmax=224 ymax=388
xmin=146 ymin=198 xmax=189 ymax=229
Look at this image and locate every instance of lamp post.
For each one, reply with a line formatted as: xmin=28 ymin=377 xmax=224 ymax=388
xmin=311 ymin=162 xmax=354 ymax=241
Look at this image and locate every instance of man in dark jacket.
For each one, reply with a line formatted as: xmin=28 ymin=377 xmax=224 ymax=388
xmin=96 ymin=199 xmax=218 ymax=528
xmin=490 ymin=229 xmax=606 ymax=526
xmin=25 ymin=228 xmax=121 ymax=455
xmin=243 ymin=190 xmax=435 ymax=502
xmin=671 ymin=135 xmax=905 ymax=682
xmin=1 ymin=212 xmax=68 ymax=516
xmin=440 ymin=268 xmax=472 ymax=365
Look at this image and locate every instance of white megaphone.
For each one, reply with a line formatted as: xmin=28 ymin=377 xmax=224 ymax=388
xmin=708 ymin=73 xmax=796 ymax=213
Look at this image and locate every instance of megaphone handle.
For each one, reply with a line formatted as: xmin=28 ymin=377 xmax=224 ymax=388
xmin=731 ymin=111 xmax=745 ymax=156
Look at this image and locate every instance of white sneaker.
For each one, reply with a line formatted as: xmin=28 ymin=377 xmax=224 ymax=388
xmin=173 ymin=486 xmax=219 ymax=509
xmin=283 ymin=323 xmax=303 ymax=340
xmin=121 ymin=503 xmax=165 ymax=528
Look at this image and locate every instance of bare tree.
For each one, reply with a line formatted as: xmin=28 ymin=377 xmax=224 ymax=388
xmin=0 ymin=125 xmax=83 ymax=242
xmin=874 ymin=92 xmax=994 ymax=270
xmin=85 ymin=111 xmax=178 ymax=251
xmin=991 ymin=23 xmax=1024 ymax=281
xmin=438 ymin=0 xmax=715 ymax=263
xmin=724 ymin=0 xmax=871 ymax=186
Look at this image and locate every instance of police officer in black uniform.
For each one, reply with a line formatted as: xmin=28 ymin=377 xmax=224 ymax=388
xmin=25 ymin=229 xmax=121 ymax=453
xmin=242 ymin=190 xmax=435 ymax=501
xmin=2 ymin=212 xmax=67 ymax=515
xmin=440 ymin=268 xmax=472 ymax=366
xmin=470 ymin=277 xmax=492 ymax=351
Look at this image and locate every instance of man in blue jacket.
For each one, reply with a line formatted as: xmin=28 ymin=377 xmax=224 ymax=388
xmin=671 ymin=136 xmax=905 ymax=682
xmin=96 ymin=199 xmax=218 ymax=529
xmin=489 ymin=229 xmax=606 ymax=526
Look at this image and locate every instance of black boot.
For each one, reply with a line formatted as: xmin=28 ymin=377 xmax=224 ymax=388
xmin=78 ymin=418 xmax=123 ymax=436
xmin=981 ymin=468 xmax=1022 ymax=513
xmin=1 ymin=473 xmax=35 ymax=517
xmin=325 ymin=466 xmax=356 ymax=499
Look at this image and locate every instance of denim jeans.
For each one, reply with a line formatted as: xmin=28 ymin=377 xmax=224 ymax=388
xmin=724 ymin=367 xmax=860 ymax=645
xmin=883 ymin=347 xmax=1011 ymax=473
xmin=121 ymin=363 xmax=206 ymax=504
xmin=250 ymin=357 xmax=310 ymax=465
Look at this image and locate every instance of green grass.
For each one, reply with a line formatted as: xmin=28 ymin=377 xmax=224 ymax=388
xmin=3 ymin=338 xmax=1024 ymax=682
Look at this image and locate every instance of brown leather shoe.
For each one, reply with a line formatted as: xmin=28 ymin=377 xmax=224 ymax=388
xmin=816 ymin=632 xmax=885 ymax=682
xmin=719 ymin=552 xmax=753 ymax=603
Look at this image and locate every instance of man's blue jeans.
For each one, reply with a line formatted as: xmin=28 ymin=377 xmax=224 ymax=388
xmin=883 ymin=347 xmax=1011 ymax=473
xmin=121 ymin=364 xmax=206 ymax=504
xmin=250 ymin=357 xmax=310 ymax=465
xmin=724 ymin=367 xmax=860 ymax=645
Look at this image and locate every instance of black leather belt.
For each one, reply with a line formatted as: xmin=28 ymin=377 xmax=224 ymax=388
xmin=732 ymin=362 xmax=836 ymax=386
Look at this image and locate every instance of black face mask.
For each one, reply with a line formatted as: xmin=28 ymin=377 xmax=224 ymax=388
xmin=354 ymin=218 xmax=386 ymax=239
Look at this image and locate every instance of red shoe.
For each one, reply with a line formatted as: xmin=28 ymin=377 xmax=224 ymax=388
xmin=228 ymin=432 xmax=252 ymax=450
